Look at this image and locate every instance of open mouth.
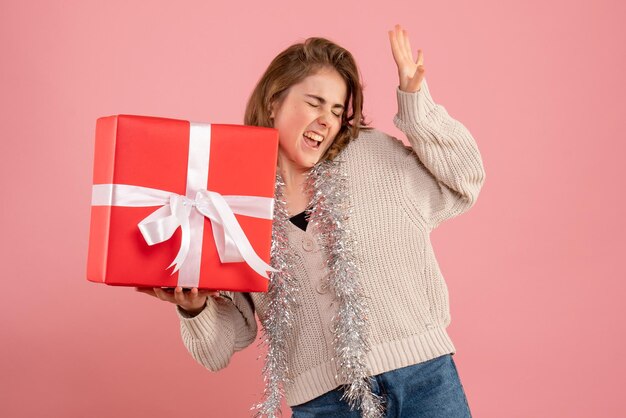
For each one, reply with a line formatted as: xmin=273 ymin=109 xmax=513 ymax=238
xmin=303 ymin=131 xmax=323 ymax=150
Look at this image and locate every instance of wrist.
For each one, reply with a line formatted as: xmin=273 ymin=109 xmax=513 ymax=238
xmin=179 ymin=302 xmax=206 ymax=318
xmin=399 ymin=84 xmax=421 ymax=93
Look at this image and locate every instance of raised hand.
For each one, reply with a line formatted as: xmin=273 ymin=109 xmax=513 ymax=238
xmin=388 ymin=24 xmax=425 ymax=93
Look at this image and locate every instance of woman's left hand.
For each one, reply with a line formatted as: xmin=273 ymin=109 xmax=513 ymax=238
xmin=388 ymin=24 xmax=425 ymax=93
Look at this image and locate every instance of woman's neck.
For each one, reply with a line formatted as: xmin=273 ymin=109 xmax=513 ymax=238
xmin=277 ymin=152 xmax=310 ymax=194
xmin=277 ymin=152 xmax=313 ymax=215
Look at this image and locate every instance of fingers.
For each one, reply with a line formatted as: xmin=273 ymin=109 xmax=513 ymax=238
xmin=390 ymin=24 xmax=409 ymax=63
xmin=396 ymin=25 xmax=410 ymax=62
xmin=173 ymin=286 xmax=187 ymax=305
xmin=173 ymin=286 xmax=211 ymax=305
xmin=389 ymin=27 xmax=409 ymax=65
xmin=403 ymin=29 xmax=414 ymax=62
xmin=137 ymin=286 xmax=221 ymax=311
xmin=153 ymin=287 xmax=175 ymax=302
xmin=390 ymin=24 xmax=424 ymax=66
xmin=388 ymin=29 xmax=402 ymax=65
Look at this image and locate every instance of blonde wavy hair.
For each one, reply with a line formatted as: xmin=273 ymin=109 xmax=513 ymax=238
xmin=244 ymin=37 xmax=371 ymax=162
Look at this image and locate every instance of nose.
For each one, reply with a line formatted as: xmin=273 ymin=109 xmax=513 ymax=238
xmin=317 ymin=111 xmax=331 ymax=127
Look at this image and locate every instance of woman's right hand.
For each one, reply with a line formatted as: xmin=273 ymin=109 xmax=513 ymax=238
xmin=135 ymin=286 xmax=220 ymax=317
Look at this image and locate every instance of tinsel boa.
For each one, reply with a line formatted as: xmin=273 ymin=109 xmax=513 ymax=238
xmin=252 ymin=159 xmax=385 ymax=418
xmin=252 ymin=173 xmax=301 ymax=418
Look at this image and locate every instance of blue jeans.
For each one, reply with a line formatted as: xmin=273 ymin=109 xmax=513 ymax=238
xmin=290 ymin=354 xmax=472 ymax=417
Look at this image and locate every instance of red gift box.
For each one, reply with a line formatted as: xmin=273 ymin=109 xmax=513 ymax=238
xmin=86 ymin=115 xmax=279 ymax=292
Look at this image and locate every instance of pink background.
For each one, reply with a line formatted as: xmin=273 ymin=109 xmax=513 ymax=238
xmin=1 ymin=1 xmax=624 ymax=417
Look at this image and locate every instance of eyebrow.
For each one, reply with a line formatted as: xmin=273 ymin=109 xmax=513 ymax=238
xmin=304 ymin=94 xmax=345 ymax=110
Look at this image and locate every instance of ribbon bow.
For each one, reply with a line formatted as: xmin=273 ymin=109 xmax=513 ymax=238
xmin=92 ymin=184 xmax=277 ymax=280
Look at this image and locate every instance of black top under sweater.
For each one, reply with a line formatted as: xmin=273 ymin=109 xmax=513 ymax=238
xmin=289 ymin=210 xmax=309 ymax=231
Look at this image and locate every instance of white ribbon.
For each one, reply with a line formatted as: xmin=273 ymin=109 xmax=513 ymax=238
xmin=91 ymin=184 xmax=276 ymax=282
xmin=90 ymin=122 xmax=276 ymax=287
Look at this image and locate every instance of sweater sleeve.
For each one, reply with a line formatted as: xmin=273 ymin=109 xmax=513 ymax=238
xmin=176 ymin=291 xmax=257 ymax=372
xmin=393 ymin=77 xmax=486 ymax=229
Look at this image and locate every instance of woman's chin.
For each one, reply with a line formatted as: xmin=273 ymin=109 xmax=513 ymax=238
xmin=301 ymin=158 xmax=317 ymax=169
xmin=278 ymin=140 xmax=327 ymax=170
xmin=297 ymin=147 xmax=321 ymax=167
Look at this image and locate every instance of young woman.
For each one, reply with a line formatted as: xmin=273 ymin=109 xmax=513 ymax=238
xmin=137 ymin=24 xmax=485 ymax=418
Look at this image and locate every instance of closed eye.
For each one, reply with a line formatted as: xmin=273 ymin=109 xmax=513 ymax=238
xmin=307 ymin=102 xmax=342 ymax=118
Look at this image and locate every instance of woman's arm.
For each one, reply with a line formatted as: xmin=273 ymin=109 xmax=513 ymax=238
xmin=394 ymin=77 xmax=486 ymax=229
xmin=388 ymin=25 xmax=485 ymax=229
xmin=177 ymin=291 xmax=258 ymax=371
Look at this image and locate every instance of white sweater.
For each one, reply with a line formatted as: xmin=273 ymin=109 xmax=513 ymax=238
xmin=175 ymin=77 xmax=486 ymax=407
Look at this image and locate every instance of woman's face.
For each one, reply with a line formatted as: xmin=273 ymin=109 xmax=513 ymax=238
xmin=270 ymin=67 xmax=348 ymax=171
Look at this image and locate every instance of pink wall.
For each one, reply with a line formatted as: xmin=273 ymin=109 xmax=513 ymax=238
xmin=1 ymin=1 xmax=624 ymax=417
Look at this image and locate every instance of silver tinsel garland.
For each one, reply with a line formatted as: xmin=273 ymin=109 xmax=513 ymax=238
xmin=252 ymin=173 xmax=300 ymax=418
xmin=306 ymin=160 xmax=385 ymax=418
xmin=252 ymin=160 xmax=385 ymax=418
